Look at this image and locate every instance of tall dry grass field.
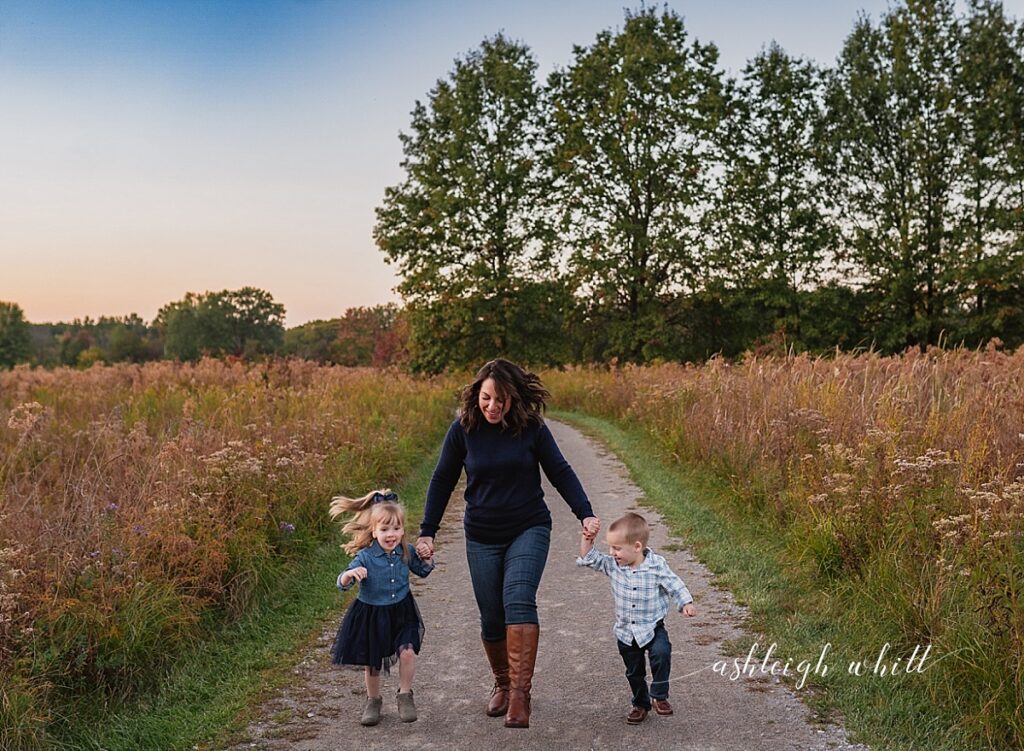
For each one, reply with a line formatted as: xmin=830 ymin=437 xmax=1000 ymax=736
xmin=0 ymin=359 xmax=457 ymax=749
xmin=545 ymin=347 xmax=1024 ymax=748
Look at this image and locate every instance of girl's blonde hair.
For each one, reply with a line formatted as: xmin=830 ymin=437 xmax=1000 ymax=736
xmin=329 ymin=489 xmax=409 ymax=562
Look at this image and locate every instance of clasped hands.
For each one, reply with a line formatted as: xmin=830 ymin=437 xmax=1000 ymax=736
xmin=415 ymin=536 xmax=434 ymax=561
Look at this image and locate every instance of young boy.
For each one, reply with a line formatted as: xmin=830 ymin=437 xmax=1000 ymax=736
xmin=577 ymin=512 xmax=696 ymax=724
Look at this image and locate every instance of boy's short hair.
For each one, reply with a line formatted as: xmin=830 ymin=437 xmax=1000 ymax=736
xmin=609 ymin=512 xmax=649 ymax=546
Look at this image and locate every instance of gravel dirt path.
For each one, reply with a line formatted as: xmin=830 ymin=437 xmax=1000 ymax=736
xmin=224 ymin=419 xmax=868 ymax=751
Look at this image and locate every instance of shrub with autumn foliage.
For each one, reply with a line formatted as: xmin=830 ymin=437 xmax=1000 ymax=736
xmin=0 ymin=359 xmax=456 ymax=749
xmin=545 ymin=346 xmax=1024 ymax=748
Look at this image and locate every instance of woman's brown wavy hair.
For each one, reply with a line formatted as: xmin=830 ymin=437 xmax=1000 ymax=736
xmin=458 ymin=359 xmax=550 ymax=435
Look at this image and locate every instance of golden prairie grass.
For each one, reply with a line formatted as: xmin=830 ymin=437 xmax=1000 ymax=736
xmin=0 ymin=359 xmax=458 ymax=749
xmin=545 ymin=346 xmax=1024 ymax=748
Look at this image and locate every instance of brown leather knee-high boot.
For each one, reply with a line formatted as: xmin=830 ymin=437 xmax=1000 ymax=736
xmin=504 ymin=623 xmax=539 ymax=728
xmin=482 ymin=639 xmax=510 ymax=716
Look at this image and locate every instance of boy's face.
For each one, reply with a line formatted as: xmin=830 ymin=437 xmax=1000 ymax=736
xmin=606 ymin=529 xmax=644 ymax=567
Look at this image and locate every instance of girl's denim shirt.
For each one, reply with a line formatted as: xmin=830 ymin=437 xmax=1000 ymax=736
xmin=337 ymin=540 xmax=434 ymax=605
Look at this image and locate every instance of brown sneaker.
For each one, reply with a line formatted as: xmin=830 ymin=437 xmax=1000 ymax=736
xmin=626 ymin=706 xmax=649 ymax=724
xmin=652 ymin=698 xmax=673 ymax=715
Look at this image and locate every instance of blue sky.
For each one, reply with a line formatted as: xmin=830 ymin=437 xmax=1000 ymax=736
xmin=3 ymin=0 xmax=1020 ymax=326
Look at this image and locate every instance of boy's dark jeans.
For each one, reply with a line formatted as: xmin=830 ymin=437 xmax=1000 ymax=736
xmin=616 ymin=621 xmax=672 ymax=710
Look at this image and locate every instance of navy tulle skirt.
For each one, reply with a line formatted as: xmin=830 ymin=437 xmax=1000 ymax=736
xmin=331 ymin=593 xmax=425 ymax=673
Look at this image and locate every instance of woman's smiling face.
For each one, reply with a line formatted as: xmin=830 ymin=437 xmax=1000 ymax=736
xmin=478 ymin=377 xmax=511 ymax=424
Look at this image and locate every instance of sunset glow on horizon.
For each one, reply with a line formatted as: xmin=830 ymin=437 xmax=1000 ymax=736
xmin=5 ymin=0 xmax=1010 ymax=327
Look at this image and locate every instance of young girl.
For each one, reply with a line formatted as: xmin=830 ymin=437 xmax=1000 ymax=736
xmin=329 ymin=489 xmax=434 ymax=726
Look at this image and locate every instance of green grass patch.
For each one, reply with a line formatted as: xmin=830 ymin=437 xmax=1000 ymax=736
xmin=54 ymin=449 xmax=442 ymax=751
xmin=554 ymin=410 xmax=972 ymax=751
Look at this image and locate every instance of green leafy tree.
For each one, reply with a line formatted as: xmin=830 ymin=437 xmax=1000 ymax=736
xmin=0 ymin=301 xmax=31 ymax=368
xmin=77 ymin=346 xmax=105 ymax=367
xmin=546 ymin=7 xmax=724 ymax=361
xmin=27 ymin=315 xmax=159 ymax=366
xmin=157 ymin=293 xmax=224 ymax=361
xmin=951 ymin=0 xmax=1024 ymax=346
xmin=824 ymin=0 xmax=962 ymax=351
xmin=714 ymin=43 xmax=834 ymax=343
xmin=104 ymin=314 xmax=161 ymax=363
xmin=284 ymin=306 xmax=410 ymax=366
xmin=797 ymin=282 xmax=879 ymax=352
xmin=157 ymin=288 xmax=285 ymax=361
xmin=27 ymin=323 xmax=61 ymax=366
xmin=224 ymin=287 xmax=286 ymax=357
xmin=375 ymin=35 xmax=561 ymax=371
xmin=59 ymin=328 xmax=95 ymax=367
xmin=405 ymin=279 xmax=574 ymax=372
xmin=283 ymin=319 xmax=342 ymax=363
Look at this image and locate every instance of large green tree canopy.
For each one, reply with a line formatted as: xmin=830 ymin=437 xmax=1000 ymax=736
xmin=0 ymin=301 xmax=31 ymax=369
xmin=156 ymin=287 xmax=285 ymax=361
xmin=546 ymin=7 xmax=724 ymax=361
xmin=375 ymin=34 xmax=569 ymax=371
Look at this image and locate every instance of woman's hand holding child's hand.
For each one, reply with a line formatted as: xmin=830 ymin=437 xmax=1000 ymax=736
xmin=341 ymin=566 xmax=369 ymax=587
xmin=580 ymin=525 xmax=599 ymax=557
xmin=415 ymin=536 xmax=434 ymax=561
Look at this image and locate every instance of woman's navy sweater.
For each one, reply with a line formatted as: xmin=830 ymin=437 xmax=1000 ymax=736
xmin=419 ymin=418 xmax=594 ymax=544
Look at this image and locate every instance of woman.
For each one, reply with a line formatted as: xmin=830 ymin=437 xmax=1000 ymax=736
xmin=415 ymin=359 xmax=600 ymax=729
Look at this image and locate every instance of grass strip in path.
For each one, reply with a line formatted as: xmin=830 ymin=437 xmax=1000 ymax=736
xmin=57 ymin=450 xmax=441 ymax=751
xmin=554 ymin=410 xmax=970 ymax=751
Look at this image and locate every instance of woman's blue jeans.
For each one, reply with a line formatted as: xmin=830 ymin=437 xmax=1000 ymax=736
xmin=465 ymin=524 xmax=551 ymax=642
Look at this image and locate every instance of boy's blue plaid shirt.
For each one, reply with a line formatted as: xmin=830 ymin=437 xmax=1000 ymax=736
xmin=577 ymin=545 xmax=693 ymax=647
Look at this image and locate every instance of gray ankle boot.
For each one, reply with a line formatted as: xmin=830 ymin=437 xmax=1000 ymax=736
xmin=361 ymin=695 xmax=383 ymax=726
xmin=397 ymin=690 xmax=417 ymax=722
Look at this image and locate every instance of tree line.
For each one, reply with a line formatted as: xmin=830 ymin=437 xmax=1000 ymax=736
xmin=375 ymin=0 xmax=1024 ymax=371
xmin=0 ymin=293 xmax=406 ymax=369
xmin=4 ymin=1 xmax=1020 ymax=373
